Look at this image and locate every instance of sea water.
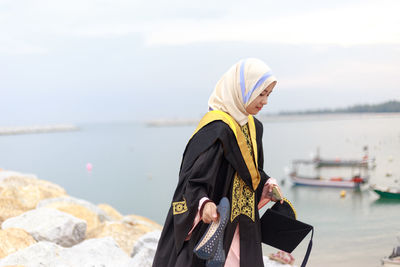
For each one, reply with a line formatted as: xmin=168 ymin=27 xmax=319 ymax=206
xmin=0 ymin=113 xmax=399 ymax=267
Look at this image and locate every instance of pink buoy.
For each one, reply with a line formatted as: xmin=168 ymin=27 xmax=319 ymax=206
xmin=86 ymin=163 xmax=93 ymax=172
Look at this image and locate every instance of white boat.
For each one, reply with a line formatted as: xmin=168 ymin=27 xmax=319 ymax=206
xmin=290 ymin=173 xmax=366 ymax=189
xmin=289 ymin=157 xmax=369 ymax=189
xmin=382 ymin=239 xmax=400 ymax=266
xmin=382 ymin=257 xmax=400 ymax=267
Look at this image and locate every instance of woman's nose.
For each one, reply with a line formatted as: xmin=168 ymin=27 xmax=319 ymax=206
xmin=261 ymin=97 xmax=268 ymax=105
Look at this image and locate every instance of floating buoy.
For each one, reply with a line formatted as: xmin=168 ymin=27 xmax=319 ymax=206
xmin=340 ymin=190 xmax=346 ymax=198
xmin=86 ymin=163 xmax=93 ymax=172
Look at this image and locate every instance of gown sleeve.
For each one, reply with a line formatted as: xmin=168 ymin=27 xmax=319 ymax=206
xmin=172 ymin=140 xmax=225 ymax=252
xmin=182 ymin=140 xmax=225 ymax=205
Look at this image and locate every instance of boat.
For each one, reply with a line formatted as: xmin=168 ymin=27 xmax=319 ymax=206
xmin=312 ymin=146 xmax=375 ymax=168
xmin=371 ymin=185 xmax=400 ymax=200
xmin=290 ymin=173 xmax=366 ymax=189
xmin=289 ymin=147 xmax=371 ymax=189
xmin=382 ymin=239 xmax=400 ymax=266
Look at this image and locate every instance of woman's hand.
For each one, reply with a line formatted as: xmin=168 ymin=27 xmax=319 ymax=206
xmin=263 ymin=182 xmax=284 ymax=204
xmin=201 ymin=202 xmax=219 ymax=224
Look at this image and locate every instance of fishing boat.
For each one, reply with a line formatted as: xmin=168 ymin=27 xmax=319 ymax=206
xmin=289 ymin=147 xmax=371 ymax=189
xmin=312 ymin=146 xmax=375 ymax=168
xmin=290 ymin=172 xmax=366 ymax=189
xmin=371 ymin=185 xmax=400 ymax=200
xmin=381 ymin=239 xmax=400 ymax=266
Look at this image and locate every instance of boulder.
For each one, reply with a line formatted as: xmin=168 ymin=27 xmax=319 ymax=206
xmin=2 ymin=208 xmax=86 ymax=247
xmin=98 ymin=203 xmax=123 ymax=221
xmin=61 ymin=237 xmax=133 ymax=266
xmin=87 ymin=220 xmax=152 ymax=255
xmin=0 ymin=238 xmax=133 ymax=267
xmin=37 ymin=196 xmax=111 ymax=236
xmin=0 ymin=228 xmax=36 ymax=259
xmin=0 ymin=241 xmax=63 ymax=267
xmin=0 ymin=170 xmax=37 ymax=181
xmin=130 ymin=230 xmax=161 ymax=267
xmin=0 ymin=198 xmax=25 ymax=224
xmin=122 ymin=214 xmax=162 ymax=231
xmin=0 ymin=174 xmax=66 ymax=211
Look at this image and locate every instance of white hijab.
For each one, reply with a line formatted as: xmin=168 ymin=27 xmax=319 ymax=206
xmin=208 ymin=58 xmax=277 ymax=126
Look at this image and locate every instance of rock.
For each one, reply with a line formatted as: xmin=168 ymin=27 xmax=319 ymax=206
xmin=37 ymin=196 xmax=111 ymax=236
xmin=2 ymin=208 xmax=86 ymax=247
xmin=0 ymin=228 xmax=36 ymax=259
xmin=61 ymin=237 xmax=133 ymax=266
xmin=0 ymin=198 xmax=25 ymax=224
xmin=0 ymin=241 xmax=63 ymax=267
xmin=0 ymin=174 xmax=66 ymax=223
xmin=122 ymin=214 xmax=162 ymax=231
xmin=0 ymin=174 xmax=66 ymax=211
xmin=87 ymin=221 xmax=152 ymax=255
xmin=0 ymin=238 xmax=133 ymax=267
xmin=0 ymin=171 xmax=37 ymax=181
xmin=98 ymin=203 xmax=123 ymax=221
xmin=130 ymin=230 xmax=161 ymax=267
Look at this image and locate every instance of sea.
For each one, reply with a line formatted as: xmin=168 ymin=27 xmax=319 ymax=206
xmin=1 ymin=113 xmax=399 ymax=267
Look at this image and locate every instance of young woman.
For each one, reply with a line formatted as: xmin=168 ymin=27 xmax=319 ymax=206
xmin=153 ymin=58 xmax=283 ymax=267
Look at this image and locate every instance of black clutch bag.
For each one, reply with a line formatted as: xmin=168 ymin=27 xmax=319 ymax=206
xmin=260 ymin=198 xmax=314 ymax=267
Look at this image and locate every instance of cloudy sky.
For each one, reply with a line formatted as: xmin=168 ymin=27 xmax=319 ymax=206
xmin=1 ymin=0 xmax=399 ymax=125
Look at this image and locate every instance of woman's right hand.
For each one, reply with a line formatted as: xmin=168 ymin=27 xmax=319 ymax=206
xmin=201 ymin=202 xmax=219 ymax=224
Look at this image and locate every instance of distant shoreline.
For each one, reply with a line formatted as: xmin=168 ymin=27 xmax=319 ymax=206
xmin=277 ymin=100 xmax=400 ymax=115
xmin=0 ymin=124 xmax=79 ymax=136
xmin=146 ymin=112 xmax=400 ymax=127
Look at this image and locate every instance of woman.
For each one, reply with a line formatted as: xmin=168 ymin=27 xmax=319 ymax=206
xmin=153 ymin=58 xmax=282 ymax=267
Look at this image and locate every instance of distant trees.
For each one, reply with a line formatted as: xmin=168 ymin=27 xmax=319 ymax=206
xmin=279 ymin=100 xmax=400 ymax=115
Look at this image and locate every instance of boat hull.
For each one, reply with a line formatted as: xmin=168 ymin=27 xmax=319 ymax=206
xmin=373 ymin=190 xmax=400 ymax=199
xmin=382 ymin=257 xmax=400 ymax=266
xmin=290 ymin=175 xmax=362 ymax=189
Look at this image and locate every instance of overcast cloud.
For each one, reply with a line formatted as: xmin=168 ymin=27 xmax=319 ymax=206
xmin=1 ymin=0 xmax=399 ymax=125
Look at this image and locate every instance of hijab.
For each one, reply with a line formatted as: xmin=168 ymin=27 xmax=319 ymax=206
xmin=208 ymin=58 xmax=277 ymax=126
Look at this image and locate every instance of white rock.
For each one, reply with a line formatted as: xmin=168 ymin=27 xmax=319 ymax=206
xmin=0 ymin=241 xmax=63 ymax=267
xmin=62 ymin=237 xmax=133 ymax=267
xmin=0 ymin=238 xmax=134 ymax=267
xmin=130 ymin=230 xmax=161 ymax=267
xmin=2 ymin=207 xmax=86 ymax=247
xmin=37 ymin=196 xmax=111 ymax=222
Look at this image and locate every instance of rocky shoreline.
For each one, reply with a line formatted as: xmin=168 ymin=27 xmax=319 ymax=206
xmin=0 ymin=170 xmax=161 ymax=267
xmin=0 ymin=170 xmax=295 ymax=267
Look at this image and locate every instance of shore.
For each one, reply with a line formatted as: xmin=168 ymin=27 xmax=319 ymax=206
xmin=0 ymin=169 xmax=297 ymax=267
xmin=0 ymin=169 xmax=162 ymax=266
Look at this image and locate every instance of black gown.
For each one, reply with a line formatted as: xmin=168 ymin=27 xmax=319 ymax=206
xmin=153 ymin=113 xmax=271 ymax=267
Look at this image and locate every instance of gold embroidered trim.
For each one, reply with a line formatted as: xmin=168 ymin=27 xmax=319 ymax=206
xmin=247 ymin=116 xmax=258 ymax=166
xmin=283 ymin=198 xmax=297 ymax=219
xmin=231 ymin=174 xmax=255 ymax=222
xmin=191 ymin=111 xmax=260 ymax=190
xmin=172 ymin=198 xmax=188 ymax=215
xmin=240 ymin=124 xmax=253 ymax=157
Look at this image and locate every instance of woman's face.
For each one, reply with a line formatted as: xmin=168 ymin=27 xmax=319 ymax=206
xmin=245 ymin=84 xmax=274 ymax=115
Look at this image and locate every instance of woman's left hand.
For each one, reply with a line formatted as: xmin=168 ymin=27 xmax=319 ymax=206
xmin=263 ymin=182 xmax=284 ymax=204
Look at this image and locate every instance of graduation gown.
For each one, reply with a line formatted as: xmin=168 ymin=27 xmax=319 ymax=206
xmin=153 ymin=111 xmax=271 ymax=267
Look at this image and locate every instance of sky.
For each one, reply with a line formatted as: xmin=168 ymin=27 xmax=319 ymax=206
xmin=1 ymin=0 xmax=400 ymax=125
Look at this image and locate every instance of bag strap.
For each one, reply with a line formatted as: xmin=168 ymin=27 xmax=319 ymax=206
xmin=300 ymin=228 xmax=314 ymax=267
